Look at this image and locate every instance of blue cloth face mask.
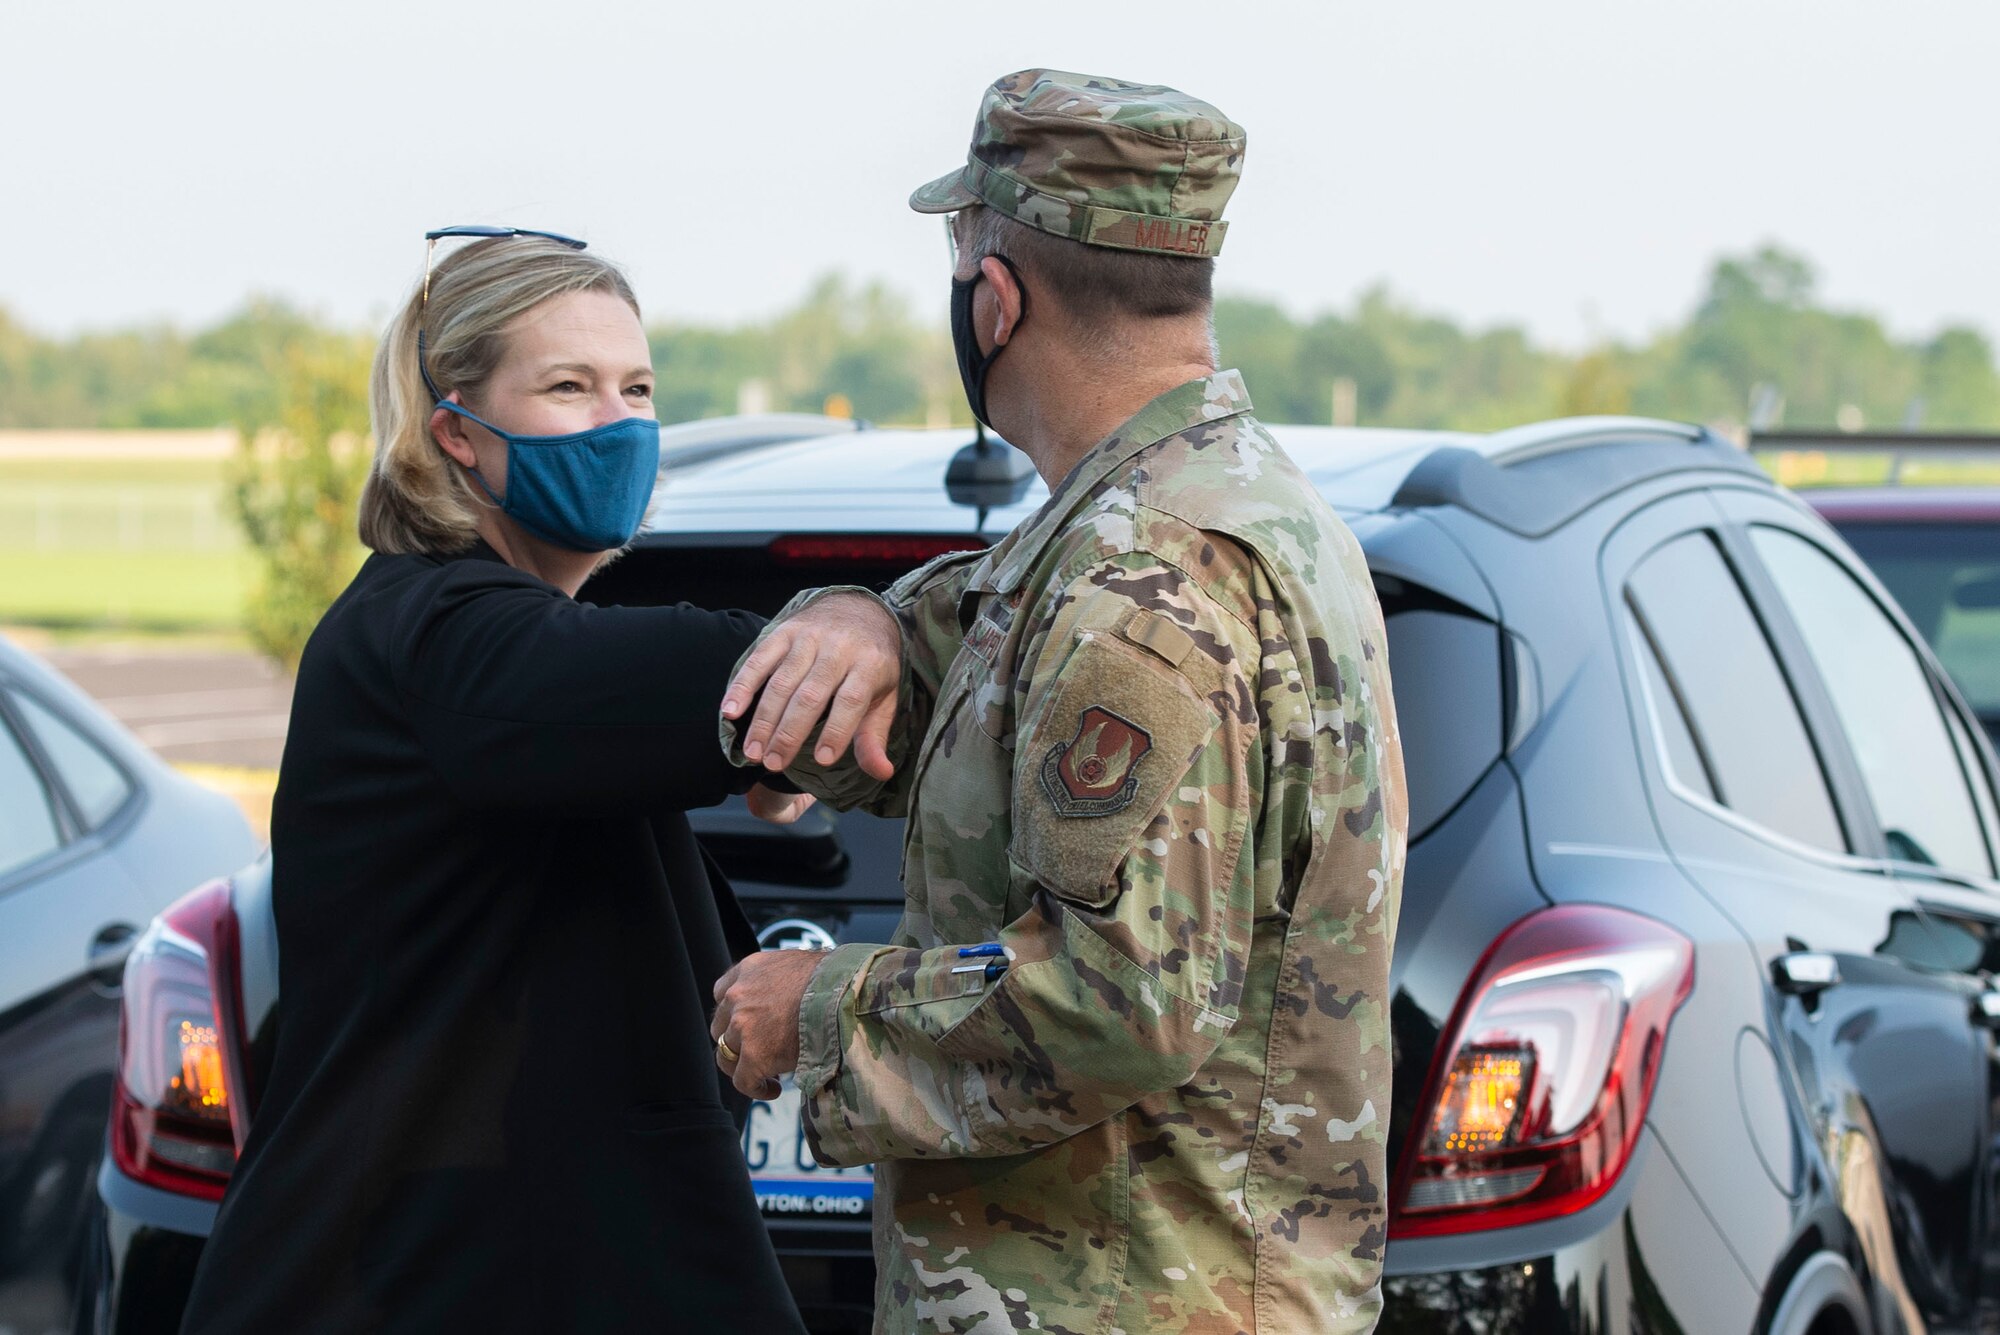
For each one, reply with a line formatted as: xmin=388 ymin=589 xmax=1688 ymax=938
xmin=435 ymin=400 xmax=661 ymax=553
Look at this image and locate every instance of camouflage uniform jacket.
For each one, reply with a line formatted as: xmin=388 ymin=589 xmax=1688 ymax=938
xmin=732 ymin=371 xmax=1407 ymax=1334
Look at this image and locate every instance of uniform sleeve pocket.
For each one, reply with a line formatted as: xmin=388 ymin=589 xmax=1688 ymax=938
xmin=853 ymin=948 xmax=990 ymax=1015
xmin=1010 ymin=628 xmax=1218 ymax=907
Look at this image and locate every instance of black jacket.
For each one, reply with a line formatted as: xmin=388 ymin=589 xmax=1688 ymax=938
xmin=181 ymin=542 xmax=806 ymax=1334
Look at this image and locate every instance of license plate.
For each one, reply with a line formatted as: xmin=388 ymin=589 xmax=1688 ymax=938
xmin=744 ymin=1076 xmax=873 ymax=1218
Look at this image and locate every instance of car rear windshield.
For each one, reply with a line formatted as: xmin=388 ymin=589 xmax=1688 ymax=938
xmin=587 ymin=538 xmax=988 ymax=619
xmin=599 ymin=544 xmax=1504 ymax=844
xmin=1831 ymin=523 xmax=2000 ymax=720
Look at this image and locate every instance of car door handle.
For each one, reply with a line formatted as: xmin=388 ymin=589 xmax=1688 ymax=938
xmin=88 ymin=922 xmax=140 ymax=995
xmin=1772 ymin=951 xmax=1841 ymax=996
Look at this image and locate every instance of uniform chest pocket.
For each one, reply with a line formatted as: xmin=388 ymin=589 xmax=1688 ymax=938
xmin=1009 ymin=629 xmax=1220 ymax=909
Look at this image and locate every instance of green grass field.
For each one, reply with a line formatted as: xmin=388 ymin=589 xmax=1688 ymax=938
xmin=0 ymin=455 xmax=251 ymax=631
xmin=0 ymin=549 xmax=251 ymax=630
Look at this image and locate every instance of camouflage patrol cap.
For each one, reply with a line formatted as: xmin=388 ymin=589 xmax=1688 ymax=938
xmin=910 ymin=69 xmax=1244 ymax=259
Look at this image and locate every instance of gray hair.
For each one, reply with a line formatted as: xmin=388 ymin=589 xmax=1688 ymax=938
xmin=958 ymin=206 xmax=1217 ymax=363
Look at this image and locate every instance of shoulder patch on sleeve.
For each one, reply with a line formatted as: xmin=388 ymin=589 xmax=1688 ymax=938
xmin=1041 ymin=706 xmax=1153 ymax=816
xmin=1012 ymin=629 xmax=1219 ymax=906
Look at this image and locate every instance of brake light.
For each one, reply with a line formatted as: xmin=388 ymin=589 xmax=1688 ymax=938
xmin=767 ymin=535 xmax=988 ymax=566
xmin=111 ymin=880 xmax=246 ymax=1202
xmin=1391 ymin=904 xmax=1694 ymax=1236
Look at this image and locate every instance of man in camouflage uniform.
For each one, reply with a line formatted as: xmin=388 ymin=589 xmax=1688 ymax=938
xmin=712 ymin=69 xmax=1407 ymax=1334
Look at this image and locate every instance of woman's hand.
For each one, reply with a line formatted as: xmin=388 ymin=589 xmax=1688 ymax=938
xmin=747 ymin=784 xmax=816 ymax=825
xmin=721 ymin=593 xmax=902 ymax=779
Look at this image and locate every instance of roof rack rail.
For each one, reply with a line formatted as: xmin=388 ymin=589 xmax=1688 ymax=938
xmin=1482 ymin=415 xmax=1707 ymax=467
xmin=1393 ymin=416 xmax=1760 ymax=537
xmin=658 ymin=413 xmax=865 ymax=471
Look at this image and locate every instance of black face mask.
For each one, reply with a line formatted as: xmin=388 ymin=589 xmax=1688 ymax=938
xmin=950 ymin=254 xmax=1027 ymax=431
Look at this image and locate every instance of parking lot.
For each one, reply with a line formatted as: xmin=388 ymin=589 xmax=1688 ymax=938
xmin=36 ymin=641 xmax=290 ymax=772
xmin=5 ymin=11 xmax=1997 ymax=1326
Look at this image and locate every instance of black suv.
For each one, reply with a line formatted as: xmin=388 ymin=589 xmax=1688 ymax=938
xmin=93 ymin=413 xmax=2000 ymax=1335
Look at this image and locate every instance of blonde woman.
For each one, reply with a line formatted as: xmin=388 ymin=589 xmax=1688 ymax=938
xmin=180 ymin=229 xmax=896 ymax=1333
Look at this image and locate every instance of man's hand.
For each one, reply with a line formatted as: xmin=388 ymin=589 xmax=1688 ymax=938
xmin=746 ymin=784 xmax=816 ymax=825
xmin=712 ymin=949 xmax=827 ymax=1100
xmin=721 ymin=594 xmax=901 ymax=779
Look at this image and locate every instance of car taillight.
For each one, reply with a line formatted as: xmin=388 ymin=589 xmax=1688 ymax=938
xmin=767 ymin=534 xmax=988 ymax=566
xmin=1391 ymin=904 xmax=1694 ymax=1237
xmin=111 ymin=880 xmax=246 ymax=1202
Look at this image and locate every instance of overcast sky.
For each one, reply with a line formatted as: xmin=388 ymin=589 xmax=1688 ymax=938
xmin=6 ymin=0 xmax=1991 ymax=349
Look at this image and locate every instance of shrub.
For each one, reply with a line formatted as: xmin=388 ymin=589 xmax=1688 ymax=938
xmin=226 ymin=335 xmax=372 ymax=670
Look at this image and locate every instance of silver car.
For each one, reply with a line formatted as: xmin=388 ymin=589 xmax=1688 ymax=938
xmin=0 ymin=633 xmax=256 ymax=1334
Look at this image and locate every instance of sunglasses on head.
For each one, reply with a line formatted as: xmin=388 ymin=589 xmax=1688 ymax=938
xmin=416 ymin=226 xmax=588 ymax=402
xmin=421 ymin=225 xmax=587 ymax=307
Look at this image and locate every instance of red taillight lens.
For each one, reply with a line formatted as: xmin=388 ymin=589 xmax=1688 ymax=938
xmin=767 ymin=534 xmax=988 ymax=566
xmin=1391 ymin=904 xmax=1694 ymax=1236
xmin=111 ymin=881 xmax=243 ymax=1202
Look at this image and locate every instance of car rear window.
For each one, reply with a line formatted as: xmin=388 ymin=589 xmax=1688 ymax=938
xmin=1381 ymin=601 xmax=1503 ymax=842
xmin=604 ymin=546 xmax=1506 ymax=850
xmin=587 ymin=540 xmax=988 ymax=620
xmin=1828 ymin=522 xmax=2000 ymax=721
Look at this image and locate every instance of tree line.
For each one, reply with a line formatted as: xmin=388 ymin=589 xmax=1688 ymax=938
xmin=11 ymin=242 xmax=1992 ymax=664
xmin=2 ymin=245 xmax=1995 ymax=436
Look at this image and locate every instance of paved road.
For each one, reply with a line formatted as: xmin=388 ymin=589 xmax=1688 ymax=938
xmin=41 ymin=644 xmax=291 ymax=770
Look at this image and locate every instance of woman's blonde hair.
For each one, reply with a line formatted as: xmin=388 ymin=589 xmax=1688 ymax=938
xmin=359 ymin=237 xmax=642 ymax=555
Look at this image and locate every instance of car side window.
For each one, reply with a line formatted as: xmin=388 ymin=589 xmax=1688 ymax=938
xmin=1943 ymin=704 xmax=2000 ymax=862
xmin=0 ymin=714 xmax=63 ymax=880
xmin=1750 ymin=526 xmax=1994 ymax=878
xmin=1626 ymin=618 xmax=1718 ymax=804
xmin=13 ymin=690 xmax=134 ymax=830
xmin=1625 ymin=531 xmax=1847 ymax=852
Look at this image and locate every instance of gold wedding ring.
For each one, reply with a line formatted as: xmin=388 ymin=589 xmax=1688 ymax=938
xmin=716 ymin=1034 xmax=740 ymax=1065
